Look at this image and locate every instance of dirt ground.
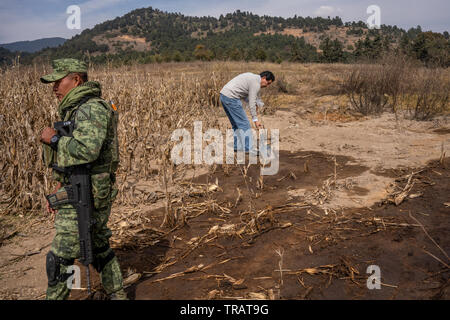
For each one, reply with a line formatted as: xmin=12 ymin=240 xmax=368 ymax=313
xmin=0 ymin=105 xmax=449 ymax=300
xmin=125 ymin=155 xmax=450 ymax=300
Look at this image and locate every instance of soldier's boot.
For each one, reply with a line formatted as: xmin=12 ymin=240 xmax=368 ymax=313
xmin=109 ymin=288 xmax=128 ymax=300
xmin=93 ymin=248 xmax=128 ymax=300
xmin=45 ymin=251 xmax=75 ymax=300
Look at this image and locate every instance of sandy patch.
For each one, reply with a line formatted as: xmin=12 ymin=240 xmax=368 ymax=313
xmin=257 ymin=110 xmax=449 ymax=209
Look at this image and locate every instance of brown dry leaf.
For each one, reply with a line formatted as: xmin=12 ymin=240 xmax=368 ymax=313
xmin=304 ymin=268 xmax=320 ymax=275
xmin=119 ymin=221 xmax=129 ymax=228
xmin=208 ymin=226 xmax=219 ymax=234
xmin=223 ymin=273 xmax=237 ymax=284
xmin=268 ymin=289 xmax=275 ymax=300
xmin=208 ymin=184 xmax=219 ymax=192
xmin=187 ymin=237 xmax=199 ymax=245
xmin=350 ymin=266 xmax=360 ymax=275
xmin=280 ymin=222 xmax=292 ymax=228
xmin=232 ymin=278 xmax=247 ymax=290
xmin=185 ymin=264 xmax=204 ymax=273
xmin=248 ymin=292 xmax=267 ymax=300
xmin=394 ymin=193 xmax=408 ymax=206
xmin=409 ymin=193 xmax=423 ymax=199
xmin=207 ymin=289 xmax=220 ymax=300
xmin=237 ymin=226 xmax=246 ymax=236
xmin=219 ymin=224 xmax=236 ymax=234
xmin=123 ymin=273 xmax=141 ymax=287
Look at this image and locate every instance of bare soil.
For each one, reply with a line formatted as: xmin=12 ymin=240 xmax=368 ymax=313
xmin=124 ymin=155 xmax=450 ymax=300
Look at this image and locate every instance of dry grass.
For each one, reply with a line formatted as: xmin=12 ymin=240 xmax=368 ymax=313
xmin=405 ymin=68 xmax=450 ymax=120
xmin=342 ymin=54 xmax=450 ymax=118
xmin=0 ymin=61 xmax=291 ymax=217
xmin=0 ymin=62 xmax=227 ymax=216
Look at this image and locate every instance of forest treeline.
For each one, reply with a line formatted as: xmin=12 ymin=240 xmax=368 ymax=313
xmin=1 ymin=7 xmax=449 ymax=67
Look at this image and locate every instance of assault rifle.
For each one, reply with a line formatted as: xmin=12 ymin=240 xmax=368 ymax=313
xmin=54 ymin=120 xmax=95 ymax=294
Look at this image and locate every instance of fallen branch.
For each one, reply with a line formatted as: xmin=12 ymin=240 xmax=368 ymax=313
xmin=421 ymin=249 xmax=450 ymax=269
xmin=394 ymin=173 xmax=415 ymax=205
xmin=300 ymin=286 xmax=313 ymax=299
xmin=151 ymin=264 xmax=205 ymax=283
xmin=381 ymin=282 xmax=398 ymax=288
xmin=247 ymin=223 xmax=292 ymax=244
xmin=202 ymin=256 xmax=244 ymax=271
xmin=180 ymin=234 xmax=217 ymax=260
xmin=409 ymin=212 xmax=450 ymax=262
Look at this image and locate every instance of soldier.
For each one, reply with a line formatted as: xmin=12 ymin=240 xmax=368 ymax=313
xmin=39 ymin=58 xmax=127 ymax=300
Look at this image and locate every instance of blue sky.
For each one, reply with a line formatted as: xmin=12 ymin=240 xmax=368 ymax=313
xmin=0 ymin=0 xmax=449 ymax=43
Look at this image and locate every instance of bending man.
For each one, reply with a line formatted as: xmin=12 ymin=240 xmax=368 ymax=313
xmin=220 ymin=71 xmax=275 ymax=153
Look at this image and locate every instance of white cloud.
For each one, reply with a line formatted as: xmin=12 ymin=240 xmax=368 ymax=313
xmin=314 ymin=5 xmax=336 ymax=17
xmin=81 ymin=0 xmax=127 ymax=14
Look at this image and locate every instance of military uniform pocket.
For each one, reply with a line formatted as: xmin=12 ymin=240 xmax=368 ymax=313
xmin=42 ymin=144 xmax=55 ymax=168
xmin=91 ymin=172 xmax=111 ymax=209
xmin=46 ymin=186 xmax=73 ymax=209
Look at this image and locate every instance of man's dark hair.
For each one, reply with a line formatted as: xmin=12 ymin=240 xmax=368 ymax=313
xmin=69 ymin=72 xmax=88 ymax=83
xmin=260 ymin=71 xmax=275 ymax=82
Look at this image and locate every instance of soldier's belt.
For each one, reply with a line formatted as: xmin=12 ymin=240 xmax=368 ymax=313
xmin=51 ymin=163 xmax=117 ymax=176
xmin=46 ymin=186 xmax=74 ymax=209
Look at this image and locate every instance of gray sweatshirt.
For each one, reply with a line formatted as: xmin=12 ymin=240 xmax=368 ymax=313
xmin=220 ymin=72 xmax=264 ymax=122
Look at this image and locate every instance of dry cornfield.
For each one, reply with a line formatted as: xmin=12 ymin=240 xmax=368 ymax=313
xmin=0 ymin=61 xmax=301 ymax=216
xmin=0 ymin=62 xmax=224 ymax=214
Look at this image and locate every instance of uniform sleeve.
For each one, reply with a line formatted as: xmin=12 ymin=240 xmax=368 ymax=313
xmin=248 ymin=80 xmax=261 ymax=122
xmin=56 ymin=102 xmax=109 ymax=167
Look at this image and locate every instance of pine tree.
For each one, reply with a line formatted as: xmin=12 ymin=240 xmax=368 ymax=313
xmin=319 ymin=37 xmax=344 ymax=62
xmin=255 ymin=48 xmax=267 ymax=61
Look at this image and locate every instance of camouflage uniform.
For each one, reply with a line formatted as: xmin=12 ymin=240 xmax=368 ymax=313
xmin=41 ymin=59 xmax=126 ymax=300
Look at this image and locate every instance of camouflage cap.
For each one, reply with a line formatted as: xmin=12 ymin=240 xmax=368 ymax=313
xmin=40 ymin=58 xmax=88 ymax=83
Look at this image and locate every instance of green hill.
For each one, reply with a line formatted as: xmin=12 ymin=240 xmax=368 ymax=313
xmin=0 ymin=37 xmax=66 ymax=53
xmin=8 ymin=7 xmax=450 ymax=66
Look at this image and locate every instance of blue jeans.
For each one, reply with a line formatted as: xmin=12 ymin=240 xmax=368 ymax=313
xmin=220 ymin=94 xmax=253 ymax=152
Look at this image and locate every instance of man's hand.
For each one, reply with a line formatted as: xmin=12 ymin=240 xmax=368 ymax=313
xmin=47 ymin=200 xmax=57 ymax=215
xmin=254 ymin=121 xmax=264 ymax=129
xmin=40 ymin=127 xmax=57 ymax=145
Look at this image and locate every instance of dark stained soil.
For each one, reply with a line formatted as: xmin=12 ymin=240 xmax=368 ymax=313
xmin=73 ymin=151 xmax=450 ymax=300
